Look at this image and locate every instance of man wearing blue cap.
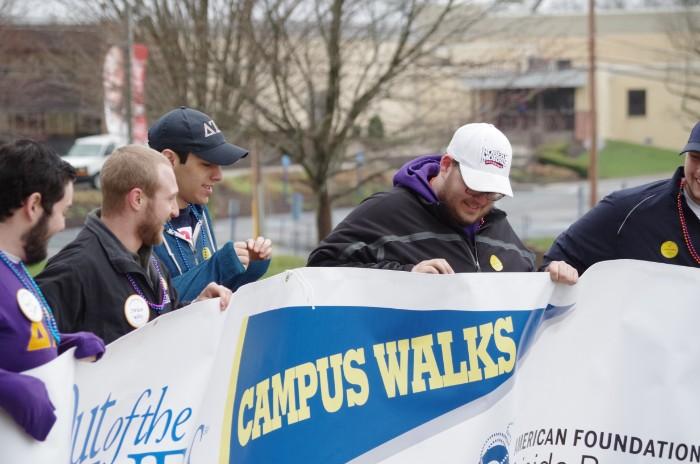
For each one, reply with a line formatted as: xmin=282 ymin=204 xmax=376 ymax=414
xmin=543 ymin=121 xmax=700 ymax=274
xmin=148 ymin=107 xmax=272 ymax=300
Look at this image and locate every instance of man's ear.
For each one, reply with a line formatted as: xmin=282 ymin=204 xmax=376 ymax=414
xmin=126 ymin=187 xmax=145 ymax=212
xmin=162 ymin=149 xmax=179 ymax=167
xmin=439 ymin=154 xmax=453 ymax=174
xmin=22 ymin=192 xmax=43 ymax=223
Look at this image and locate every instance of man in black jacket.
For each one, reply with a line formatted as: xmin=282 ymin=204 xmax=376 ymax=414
xmin=543 ymin=121 xmax=700 ymax=275
xmin=37 ymin=145 xmax=232 ymax=344
xmin=308 ymin=123 xmax=577 ymax=283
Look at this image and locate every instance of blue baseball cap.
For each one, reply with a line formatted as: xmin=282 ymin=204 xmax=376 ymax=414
xmin=148 ymin=107 xmax=248 ymax=165
xmin=681 ymin=121 xmax=700 ymax=154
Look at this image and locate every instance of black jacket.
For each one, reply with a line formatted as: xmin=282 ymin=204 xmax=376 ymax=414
xmin=307 ymin=187 xmax=535 ymax=272
xmin=37 ymin=211 xmax=179 ymax=344
xmin=543 ymin=166 xmax=700 ymax=274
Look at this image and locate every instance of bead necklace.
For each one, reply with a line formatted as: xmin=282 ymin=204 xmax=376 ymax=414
xmin=125 ymin=256 xmax=171 ymax=314
xmin=0 ymin=251 xmax=61 ymax=343
xmin=677 ymin=179 xmax=700 ymax=265
xmin=166 ymin=204 xmax=209 ymax=272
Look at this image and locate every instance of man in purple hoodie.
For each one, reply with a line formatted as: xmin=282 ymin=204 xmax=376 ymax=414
xmin=308 ymin=123 xmax=577 ymax=283
xmin=0 ymin=140 xmax=105 ymax=441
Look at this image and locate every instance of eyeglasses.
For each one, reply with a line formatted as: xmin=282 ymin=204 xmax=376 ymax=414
xmin=465 ymin=185 xmax=505 ymax=202
xmin=451 ymin=159 xmax=505 ymax=202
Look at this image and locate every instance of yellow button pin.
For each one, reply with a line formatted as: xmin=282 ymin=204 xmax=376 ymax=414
xmin=490 ymin=254 xmax=503 ymax=271
xmin=660 ymin=241 xmax=678 ymax=259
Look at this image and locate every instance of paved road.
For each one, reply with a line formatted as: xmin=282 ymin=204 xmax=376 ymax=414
xmin=48 ymin=174 xmax=666 ymax=258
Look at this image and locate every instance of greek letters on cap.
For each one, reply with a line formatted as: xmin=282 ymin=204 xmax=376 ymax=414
xmin=203 ymin=120 xmax=221 ymax=138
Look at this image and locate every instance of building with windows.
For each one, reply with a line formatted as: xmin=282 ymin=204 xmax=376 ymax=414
xmin=0 ymin=24 xmax=105 ymax=153
xmin=459 ymin=8 xmax=697 ymax=152
xmin=374 ymin=7 xmax=697 ymax=155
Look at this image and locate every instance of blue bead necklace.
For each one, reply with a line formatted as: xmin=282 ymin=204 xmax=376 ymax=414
xmin=166 ymin=204 xmax=209 ymax=272
xmin=125 ymin=256 xmax=171 ymax=314
xmin=0 ymin=250 xmax=61 ymax=343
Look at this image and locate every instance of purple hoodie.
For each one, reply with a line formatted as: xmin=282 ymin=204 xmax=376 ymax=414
xmin=393 ymin=154 xmax=441 ymax=203
xmin=393 ymin=154 xmax=480 ymax=237
xmin=0 ymin=254 xmax=105 ymax=440
xmin=0 ymin=261 xmax=57 ymax=372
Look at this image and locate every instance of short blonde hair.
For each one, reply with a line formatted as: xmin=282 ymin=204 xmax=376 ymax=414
xmin=101 ymin=144 xmax=171 ymax=215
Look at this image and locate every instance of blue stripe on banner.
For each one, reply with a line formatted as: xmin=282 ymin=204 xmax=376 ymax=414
xmin=228 ymin=305 xmax=546 ymax=463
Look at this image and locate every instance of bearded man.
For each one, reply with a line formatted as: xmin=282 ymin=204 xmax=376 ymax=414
xmin=308 ymin=123 xmax=577 ymax=283
xmin=37 ymin=145 xmax=231 ymax=345
xmin=0 ymin=140 xmax=104 ymax=441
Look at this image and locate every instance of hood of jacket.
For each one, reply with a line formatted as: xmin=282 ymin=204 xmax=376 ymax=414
xmin=392 ymin=154 xmax=441 ymax=204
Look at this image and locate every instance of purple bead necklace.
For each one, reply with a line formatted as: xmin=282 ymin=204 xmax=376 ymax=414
xmin=125 ymin=256 xmax=171 ymax=314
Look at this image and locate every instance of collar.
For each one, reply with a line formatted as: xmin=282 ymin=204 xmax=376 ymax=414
xmin=165 ymin=204 xmax=204 ymax=239
xmin=0 ymin=249 xmax=21 ymax=264
xmin=85 ymin=209 xmax=153 ymax=276
xmin=668 ymin=166 xmax=686 ymax=199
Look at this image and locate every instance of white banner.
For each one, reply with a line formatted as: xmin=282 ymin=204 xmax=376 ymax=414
xmin=1 ymin=260 xmax=698 ymax=464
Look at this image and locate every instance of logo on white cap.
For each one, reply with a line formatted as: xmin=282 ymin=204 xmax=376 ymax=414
xmin=481 ymin=147 xmax=509 ymax=169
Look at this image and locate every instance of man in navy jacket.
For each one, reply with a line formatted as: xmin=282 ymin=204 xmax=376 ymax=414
xmin=148 ymin=107 xmax=272 ymax=300
xmin=543 ymin=121 xmax=700 ymax=274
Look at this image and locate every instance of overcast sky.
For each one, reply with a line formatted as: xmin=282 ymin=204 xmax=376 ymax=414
xmin=9 ymin=0 xmax=682 ymax=24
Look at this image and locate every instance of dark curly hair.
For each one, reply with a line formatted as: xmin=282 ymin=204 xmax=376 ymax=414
xmin=0 ymin=139 xmax=76 ymax=221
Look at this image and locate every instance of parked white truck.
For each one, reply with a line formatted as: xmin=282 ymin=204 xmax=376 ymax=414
xmin=62 ymin=134 xmax=127 ymax=189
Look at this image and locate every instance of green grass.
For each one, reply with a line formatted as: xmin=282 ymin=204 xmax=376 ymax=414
xmin=28 ymin=254 xmax=305 ymax=281
xmin=524 ymin=236 xmax=555 ymax=253
xmin=264 ymin=254 xmax=307 ymax=278
xmin=223 ymin=174 xmax=295 ymax=195
xmin=539 ymin=140 xmax=680 ymax=178
xmin=27 ymin=260 xmax=46 ymax=277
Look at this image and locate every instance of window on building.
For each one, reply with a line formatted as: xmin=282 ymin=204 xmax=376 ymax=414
xmin=556 ymin=60 xmax=572 ymax=70
xmin=527 ymin=57 xmax=549 ymax=71
xmin=628 ymin=90 xmax=646 ymax=117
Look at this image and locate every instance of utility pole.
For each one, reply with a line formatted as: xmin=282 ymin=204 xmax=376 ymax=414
xmin=587 ymin=0 xmax=598 ymax=208
xmin=251 ymin=139 xmax=264 ymax=237
xmin=125 ymin=2 xmax=134 ymax=144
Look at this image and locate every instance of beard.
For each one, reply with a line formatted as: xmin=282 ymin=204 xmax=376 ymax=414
xmin=137 ymin=206 xmax=165 ymax=247
xmin=22 ymin=212 xmax=50 ymax=265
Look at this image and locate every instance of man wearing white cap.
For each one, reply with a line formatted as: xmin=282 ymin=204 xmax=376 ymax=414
xmin=308 ymin=123 xmax=577 ymax=283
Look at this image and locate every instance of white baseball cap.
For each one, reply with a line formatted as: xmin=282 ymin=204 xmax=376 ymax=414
xmin=446 ymin=123 xmax=513 ymax=197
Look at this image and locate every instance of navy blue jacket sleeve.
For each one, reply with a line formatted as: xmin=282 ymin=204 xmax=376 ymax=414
xmin=229 ymin=259 xmax=270 ymax=290
xmin=161 ymin=242 xmax=269 ymax=300
xmin=163 ymin=241 xmax=245 ymax=301
xmin=542 ymin=194 xmax=623 ymax=275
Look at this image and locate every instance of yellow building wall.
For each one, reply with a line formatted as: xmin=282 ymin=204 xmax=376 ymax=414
xmin=376 ymin=9 xmax=699 ymax=151
xmin=598 ymin=73 xmax=690 ymax=150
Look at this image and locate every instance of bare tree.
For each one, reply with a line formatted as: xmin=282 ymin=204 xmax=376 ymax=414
xmin=0 ymin=0 xmax=19 ymax=20
xmin=57 ymin=0 xmax=257 ymax=134
xmin=244 ymin=0 xmax=515 ymax=240
xmin=51 ymin=0 xmax=541 ymax=242
xmin=664 ymin=3 xmax=700 ymax=121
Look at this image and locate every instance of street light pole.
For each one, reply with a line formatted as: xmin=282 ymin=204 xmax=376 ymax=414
xmin=587 ymin=0 xmax=598 ymax=208
xmin=124 ymin=2 xmax=134 ymax=144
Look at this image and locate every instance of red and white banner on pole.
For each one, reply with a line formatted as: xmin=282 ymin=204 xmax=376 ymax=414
xmin=103 ymin=44 xmax=149 ymax=143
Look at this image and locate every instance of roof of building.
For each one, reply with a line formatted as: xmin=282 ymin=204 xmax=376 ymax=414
xmin=464 ymin=68 xmax=587 ymax=90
